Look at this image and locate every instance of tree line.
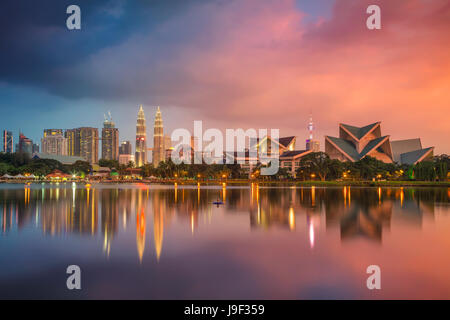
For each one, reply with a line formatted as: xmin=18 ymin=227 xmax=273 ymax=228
xmin=1 ymin=152 xmax=448 ymax=182
xmin=0 ymin=152 xmax=92 ymax=177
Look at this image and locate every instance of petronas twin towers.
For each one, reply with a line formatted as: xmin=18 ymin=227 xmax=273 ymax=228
xmin=135 ymin=105 xmax=165 ymax=167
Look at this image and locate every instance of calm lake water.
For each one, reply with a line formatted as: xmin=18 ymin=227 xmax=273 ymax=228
xmin=0 ymin=183 xmax=449 ymax=299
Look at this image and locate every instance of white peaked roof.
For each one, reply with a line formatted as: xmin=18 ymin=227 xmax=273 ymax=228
xmin=15 ymin=174 xmax=26 ymax=178
xmin=2 ymin=174 xmax=13 ymax=178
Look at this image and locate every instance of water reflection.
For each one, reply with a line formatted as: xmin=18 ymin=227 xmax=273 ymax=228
xmin=0 ymin=184 xmax=448 ymax=262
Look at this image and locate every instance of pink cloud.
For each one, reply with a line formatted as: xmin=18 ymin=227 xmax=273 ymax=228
xmin=72 ymin=0 xmax=450 ymax=153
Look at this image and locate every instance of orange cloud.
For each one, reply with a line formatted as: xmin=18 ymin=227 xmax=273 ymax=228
xmin=173 ymin=0 xmax=450 ymax=153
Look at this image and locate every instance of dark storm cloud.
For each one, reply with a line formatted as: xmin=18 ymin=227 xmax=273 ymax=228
xmin=0 ymin=0 xmax=208 ymax=94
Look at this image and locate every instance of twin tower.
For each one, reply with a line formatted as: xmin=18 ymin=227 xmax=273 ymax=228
xmin=135 ymin=105 xmax=165 ymax=167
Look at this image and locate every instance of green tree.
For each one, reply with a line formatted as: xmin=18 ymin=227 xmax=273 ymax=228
xmin=297 ymin=152 xmax=332 ymax=181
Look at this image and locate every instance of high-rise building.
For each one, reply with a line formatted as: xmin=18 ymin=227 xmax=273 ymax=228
xmin=41 ymin=130 xmax=67 ymax=155
xmin=119 ymin=141 xmax=132 ymax=155
xmin=16 ymin=133 xmax=33 ymax=155
xmin=65 ymin=129 xmax=80 ymax=156
xmin=305 ymin=115 xmax=320 ymax=152
xmin=152 ymin=107 xmax=164 ymax=166
xmin=2 ymin=130 xmax=13 ymax=153
xmin=79 ymin=127 xmax=99 ymax=164
xmin=101 ymin=113 xmax=119 ymax=161
xmin=64 ymin=127 xmax=98 ymax=163
xmin=135 ymin=105 xmax=147 ymax=167
xmin=44 ymin=129 xmax=64 ymax=137
xmin=32 ymin=143 xmax=40 ymax=154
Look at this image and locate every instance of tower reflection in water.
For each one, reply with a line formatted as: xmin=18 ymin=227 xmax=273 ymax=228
xmin=0 ymin=184 xmax=448 ymax=261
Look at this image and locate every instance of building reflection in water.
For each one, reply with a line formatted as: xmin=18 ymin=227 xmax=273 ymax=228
xmin=0 ymin=184 xmax=448 ymax=259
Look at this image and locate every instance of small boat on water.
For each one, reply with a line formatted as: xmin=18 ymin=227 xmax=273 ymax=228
xmin=212 ymin=199 xmax=225 ymax=206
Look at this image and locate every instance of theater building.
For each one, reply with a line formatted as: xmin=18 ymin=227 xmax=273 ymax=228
xmin=325 ymin=122 xmax=433 ymax=165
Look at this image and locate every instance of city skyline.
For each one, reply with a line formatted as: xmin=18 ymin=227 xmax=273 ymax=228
xmin=0 ymin=0 xmax=449 ymax=155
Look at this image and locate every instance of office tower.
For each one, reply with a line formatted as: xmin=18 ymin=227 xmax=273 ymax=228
xmin=305 ymin=115 xmax=320 ymax=152
xmin=16 ymin=133 xmax=33 ymax=155
xmin=64 ymin=127 xmax=99 ymax=163
xmin=79 ymin=127 xmax=99 ymax=164
xmin=2 ymin=130 xmax=13 ymax=153
xmin=119 ymin=141 xmax=132 ymax=155
xmin=41 ymin=130 xmax=67 ymax=155
xmin=152 ymin=107 xmax=164 ymax=166
xmin=101 ymin=113 xmax=119 ymax=161
xmin=43 ymin=129 xmax=64 ymax=137
xmin=32 ymin=143 xmax=39 ymax=154
xmin=135 ymin=105 xmax=147 ymax=167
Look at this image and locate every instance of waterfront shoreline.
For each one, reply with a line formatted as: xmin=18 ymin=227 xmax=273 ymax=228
xmin=0 ymin=179 xmax=448 ymax=187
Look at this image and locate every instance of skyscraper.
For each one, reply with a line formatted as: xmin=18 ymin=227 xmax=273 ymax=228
xmin=65 ymin=129 xmax=79 ymax=156
xmin=152 ymin=107 xmax=164 ymax=166
xmin=2 ymin=130 xmax=13 ymax=153
xmin=16 ymin=133 xmax=33 ymax=155
xmin=79 ymin=127 xmax=99 ymax=164
xmin=101 ymin=113 xmax=119 ymax=161
xmin=135 ymin=105 xmax=147 ymax=167
xmin=44 ymin=129 xmax=64 ymax=137
xmin=32 ymin=143 xmax=40 ymax=154
xmin=65 ymin=127 xmax=98 ymax=163
xmin=119 ymin=141 xmax=132 ymax=155
xmin=42 ymin=129 xmax=67 ymax=155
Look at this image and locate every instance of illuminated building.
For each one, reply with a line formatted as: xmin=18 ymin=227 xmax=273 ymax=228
xmin=65 ymin=129 xmax=79 ymax=157
xmin=44 ymin=129 xmax=63 ymax=137
xmin=79 ymin=127 xmax=99 ymax=164
xmin=152 ymin=107 xmax=164 ymax=166
xmin=101 ymin=113 xmax=119 ymax=161
xmin=325 ymin=122 xmax=434 ymax=164
xmin=2 ymin=130 xmax=13 ymax=153
xmin=65 ymin=127 xmax=99 ymax=164
xmin=41 ymin=129 xmax=67 ymax=155
xmin=135 ymin=105 xmax=147 ymax=167
xmin=16 ymin=132 xmax=33 ymax=155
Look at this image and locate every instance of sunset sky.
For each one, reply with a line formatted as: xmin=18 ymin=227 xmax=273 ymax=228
xmin=0 ymin=0 xmax=449 ymax=153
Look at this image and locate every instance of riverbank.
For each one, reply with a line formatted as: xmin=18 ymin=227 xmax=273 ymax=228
xmin=1 ymin=179 xmax=448 ymax=187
